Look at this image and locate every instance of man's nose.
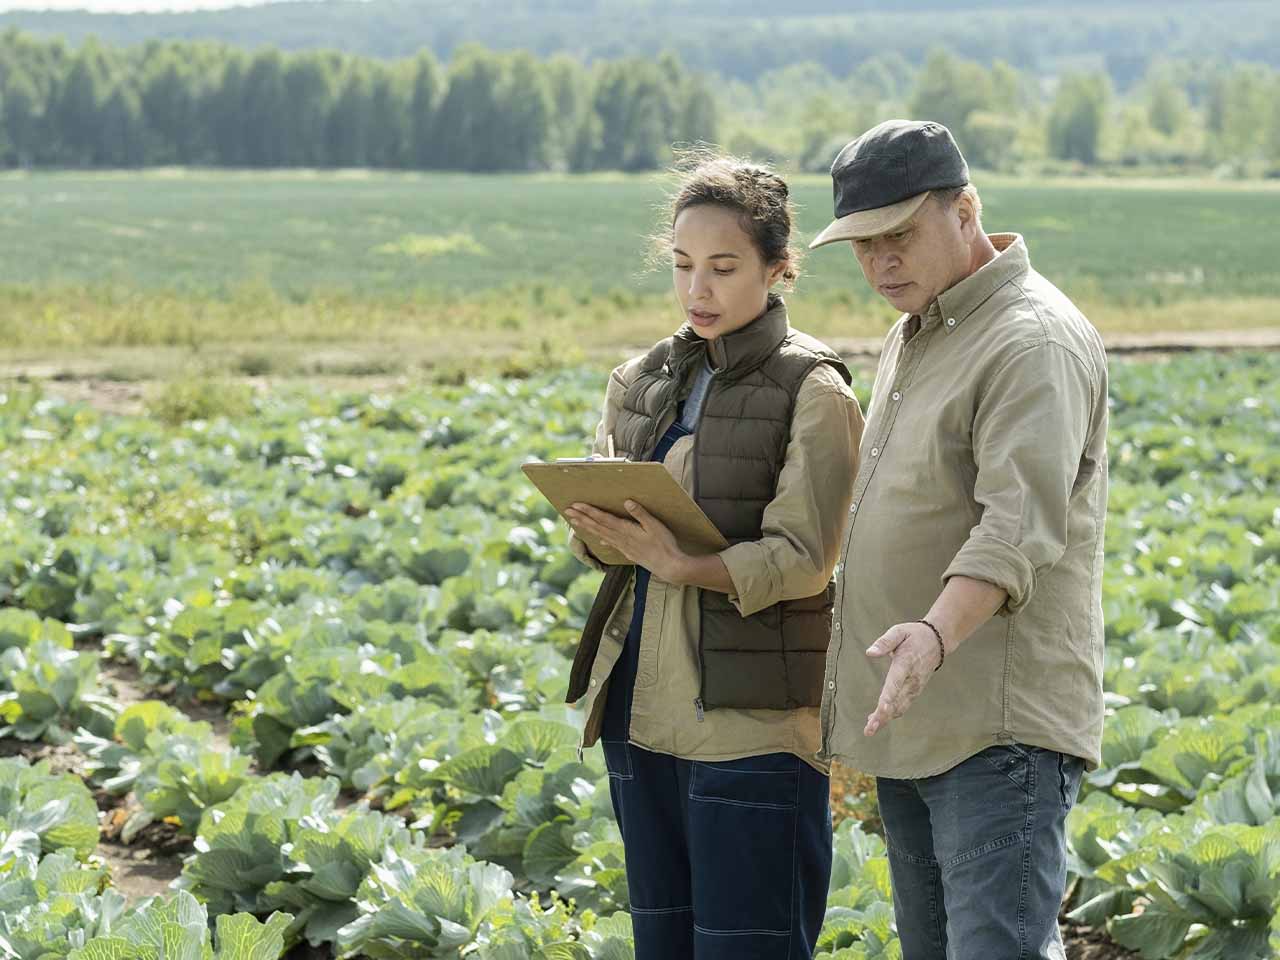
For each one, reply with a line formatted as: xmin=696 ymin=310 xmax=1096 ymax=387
xmin=873 ymin=248 xmax=901 ymax=274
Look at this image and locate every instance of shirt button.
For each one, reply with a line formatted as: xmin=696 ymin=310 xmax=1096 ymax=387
xmin=850 ymin=502 xmax=859 ymax=513
xmin=871 ymin=447 xmax=880 ymax=457
xmin=892 ymin=391 xmax=901 ymax=401
xmin=828 ymin=681 xmax=836 ymax=690
xmin=590 ymin=678 xmax=598 ymax=687
xmin=946 ymin=317 xmax=957 ymax=327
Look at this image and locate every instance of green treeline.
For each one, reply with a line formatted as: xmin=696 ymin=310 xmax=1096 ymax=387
xmin=0 ymin=31 xmax=717 ymax=171
xmin=726 ymin=50 xmax=1280 ymax=177
xmin=2 ymin=27 xmax=1280 ymax=175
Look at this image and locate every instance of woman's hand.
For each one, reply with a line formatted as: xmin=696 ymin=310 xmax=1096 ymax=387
xmin=564 ymin=500 xmax=688 ymax=583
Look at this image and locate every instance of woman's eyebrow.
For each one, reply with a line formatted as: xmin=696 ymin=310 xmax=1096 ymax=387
xmin=672 ymin=248 xmax=741 ymax=260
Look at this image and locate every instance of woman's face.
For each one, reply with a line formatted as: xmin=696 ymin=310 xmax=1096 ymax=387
xmin=672 ymin=204 xmax=786 ymax=341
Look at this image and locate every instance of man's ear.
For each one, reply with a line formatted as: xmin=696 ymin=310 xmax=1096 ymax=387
xmin=956 ymin=192 xmax=979 ymax=238
xmin=767 ymin=259 xmax=789 ymax=286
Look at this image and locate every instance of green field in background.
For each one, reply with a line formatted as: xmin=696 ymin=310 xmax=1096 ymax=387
xmin=4 ymin=171 xmax=1280 ymax=306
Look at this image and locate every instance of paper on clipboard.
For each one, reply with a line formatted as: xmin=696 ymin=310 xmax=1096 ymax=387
xmin=522 ymin=458 xmax=730 ymax=566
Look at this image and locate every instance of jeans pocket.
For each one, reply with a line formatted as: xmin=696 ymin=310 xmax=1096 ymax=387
xmin=1058 ymin=752 xmax=1085 ymax=812
xmin=1004 ymin=741 xmax=1043 ymax=762
xmin=601 ymin=739 xmax=634 ymax=780
xmin=686 ymin=754 xmax=805 ymax=938
xmin=978 ymin=743 xmax=1037 ymax=797
xmin=688 ymin=753 xmax=800 ymax=810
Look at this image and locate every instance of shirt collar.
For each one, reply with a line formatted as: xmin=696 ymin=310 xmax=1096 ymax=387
xmin=930 ymin=233 xmax=1029 ymax=335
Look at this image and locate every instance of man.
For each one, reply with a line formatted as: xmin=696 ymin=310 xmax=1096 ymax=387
xmin=808 ymin=119 xmax=1109 ymax=960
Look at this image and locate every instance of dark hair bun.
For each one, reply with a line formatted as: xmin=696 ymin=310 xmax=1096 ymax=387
xmin=651 ymin=148 xmax=802 ymax=289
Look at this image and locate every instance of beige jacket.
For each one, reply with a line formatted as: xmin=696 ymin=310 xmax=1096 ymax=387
xmin=820 ymin=234 xmax=1109 ymax=778
xmin=570 ymin=352 xmax=864 ymax=772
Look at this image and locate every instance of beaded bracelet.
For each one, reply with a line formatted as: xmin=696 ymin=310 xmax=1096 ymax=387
xmin=915 ymin=619 xmax=945 ymax=671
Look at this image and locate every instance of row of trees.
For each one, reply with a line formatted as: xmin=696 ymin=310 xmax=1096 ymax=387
xmin=0 ymin=31 xmax=717 ymax=170
xmin=726 ymin=50 xmax=1280 ymax=176
xmin=1 ymin=28 xmax=1279 ymax=175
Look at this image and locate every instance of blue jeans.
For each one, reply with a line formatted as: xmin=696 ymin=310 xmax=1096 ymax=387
xmin=876 ymin=743 xmax=1086 ymax=960
xmin=603 ymin=740 xmax=832 ymax=960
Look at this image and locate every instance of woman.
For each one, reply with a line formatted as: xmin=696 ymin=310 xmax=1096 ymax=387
xmin=563 ymin=153 xmax=864 ymax=960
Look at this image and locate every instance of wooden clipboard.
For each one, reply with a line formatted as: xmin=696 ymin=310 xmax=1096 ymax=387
xmin=522 ymin=459 xmax=730 ymax=566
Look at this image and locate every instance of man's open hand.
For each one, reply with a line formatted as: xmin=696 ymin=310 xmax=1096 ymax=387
xmin=863 ymin=622 xmax=944 ymax=737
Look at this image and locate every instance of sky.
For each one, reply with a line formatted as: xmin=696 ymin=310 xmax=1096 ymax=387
xmin=0 ymin=0 xmax=278 ymax=11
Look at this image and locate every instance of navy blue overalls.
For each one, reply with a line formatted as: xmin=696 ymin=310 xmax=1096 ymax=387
xmin=598 ymin=408 xmax=832 ymax=960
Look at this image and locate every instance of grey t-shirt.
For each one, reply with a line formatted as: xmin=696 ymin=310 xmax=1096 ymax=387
xmin=680 ymin=360 xmax=715 ymax=430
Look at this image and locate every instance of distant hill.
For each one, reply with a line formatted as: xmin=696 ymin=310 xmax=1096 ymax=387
xmin=1 ymin=0 xmax=1277 ymax=84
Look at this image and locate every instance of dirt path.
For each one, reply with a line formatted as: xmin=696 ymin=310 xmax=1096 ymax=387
xmin=97 ymin=656 xmax=234 ymax=755
xmin=0 ymin=737 xmax=83 ymax=776
xmin=1064 ymin=921 xmax=1142 ymax=960
xmin=10 ymin=327 xmax=1280 ymax=417
xmin=95 ymin=838 xmax=186 ymax=903
xmin=827 ymin=325 xmax=1280 ymax=358
xmin=89 ymin=652 xmax=232 ymax=903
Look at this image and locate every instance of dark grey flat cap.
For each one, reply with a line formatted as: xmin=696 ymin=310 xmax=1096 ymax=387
xmin=809 ymin=119 xmax=969 ymax=249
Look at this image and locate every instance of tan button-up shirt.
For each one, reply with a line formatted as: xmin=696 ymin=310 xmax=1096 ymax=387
xmin=820 ymin=233 xmax=1109 ymax=778
xmin=571 ymin=353 xmax=864 ymax=772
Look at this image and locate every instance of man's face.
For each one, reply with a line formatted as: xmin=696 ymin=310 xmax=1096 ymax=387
xmin=850 ymin=194 xmax=974 ymax=317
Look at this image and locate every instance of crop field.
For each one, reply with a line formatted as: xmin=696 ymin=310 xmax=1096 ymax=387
xmin=1 ymin=350 xmax=1278 ymax=959
xmin=4 ymin=170 xmax=1280 ymax=301
xmin=2 ymin=172 xmax=1280 ymax=380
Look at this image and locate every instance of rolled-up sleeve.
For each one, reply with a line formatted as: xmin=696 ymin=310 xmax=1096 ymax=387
xmin=942 ymin=340 xmax=1095 ymax=615
xmin=567 ymin=363 xmax=630 ymax=571
xmin=719 ymin=365 xmax=864 ymax=617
